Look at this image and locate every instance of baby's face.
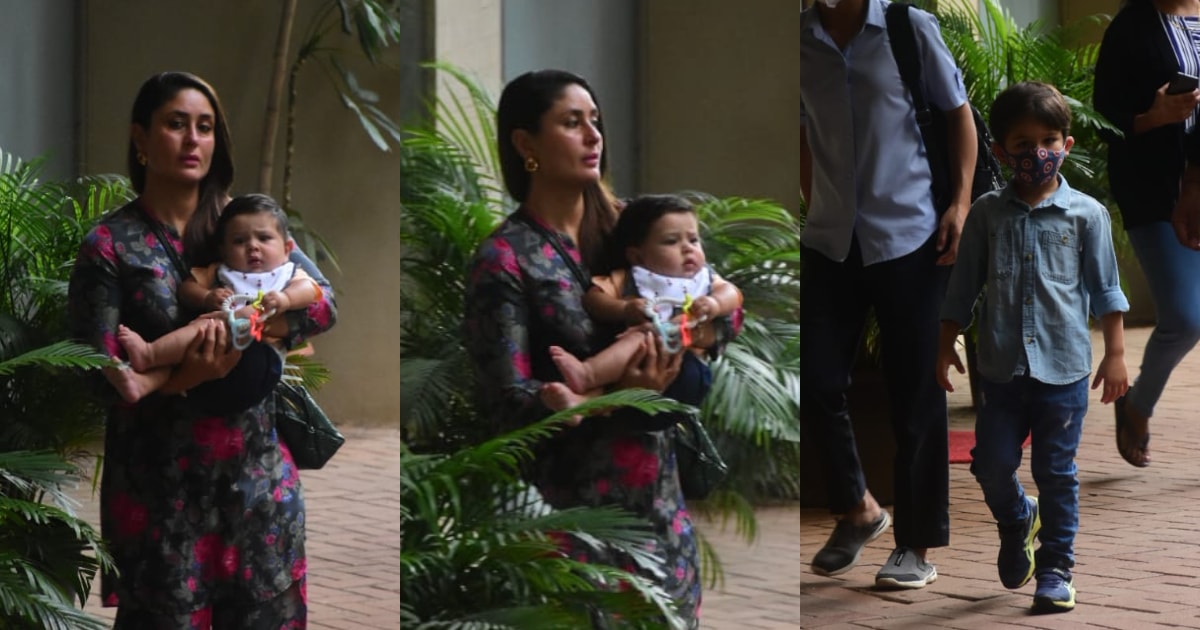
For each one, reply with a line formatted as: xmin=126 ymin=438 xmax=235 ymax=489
xmin=629 ymin=211 xmax=705 ymax=278
xmin=222 ymin=212 xmax=291 ymax=273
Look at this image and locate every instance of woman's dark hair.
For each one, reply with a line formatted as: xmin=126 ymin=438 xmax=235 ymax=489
xmin=988 ymin=80 xmax=1072 ymax=147
xmin=214 ymin=193 xmax=290 ymax=252
xmin=497 ymin=69 xmax=616 ymax=271
xmin=128 ymin=71 xmax=234 ymax=264
xmin=610 ymin=194 xmax=697 ymax=268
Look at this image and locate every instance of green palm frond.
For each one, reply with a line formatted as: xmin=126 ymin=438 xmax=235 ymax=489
xmin=0 ymin=340 xmax=114 ymax=376
xmin=403 ymin=390 xmax=694 ymax=628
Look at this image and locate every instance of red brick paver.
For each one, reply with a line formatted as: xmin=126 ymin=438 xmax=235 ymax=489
xmin=69 ymin=326 xmax=1200 ymax=629
xmin=77 ymin=427 xmax=401 ymax=629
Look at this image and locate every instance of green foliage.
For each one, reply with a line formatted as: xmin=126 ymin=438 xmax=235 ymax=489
xmin=934 ymin=0 xmax=1117 ymax=211
xmin=401 ymin=390 xmax=694 ymax=629
xmin=400 ymin=64 xmax=804 ymax=603
xmin=0 ymin=148 xmax=128 ymax=629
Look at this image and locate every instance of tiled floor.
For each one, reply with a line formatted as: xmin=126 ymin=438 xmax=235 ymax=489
xmin=71 ymin=326 xmax=1200 ymax=628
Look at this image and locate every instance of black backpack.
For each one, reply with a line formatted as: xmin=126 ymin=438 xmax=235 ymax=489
xmin=885 ymin=2 xmax=1004 ymax=214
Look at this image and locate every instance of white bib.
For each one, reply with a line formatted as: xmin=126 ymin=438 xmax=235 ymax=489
xmin=630 ymin=265 xmax=712 ymax=321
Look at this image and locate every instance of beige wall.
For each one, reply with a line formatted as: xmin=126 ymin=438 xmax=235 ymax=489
xmin=82 ymin=1 xmax=400 ymax=426
xmin=640 ymin=1 xmax=804 ymax=216
xmin=1060 ymin=0 xmax=1120 ymax=44
xmin=434 ymin=0 xmax=503 ymax=99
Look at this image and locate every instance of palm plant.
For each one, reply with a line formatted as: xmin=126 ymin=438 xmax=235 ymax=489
xmin=934 ymin=0 xmax=1117 ymax=208
xmin=260 ymin=0 xmax=403 ymax=268
xmin=0 ymin=148 xmax=130 ymax=628
xmin=400 ymin=64 xmax=803 ymax=591
xmin=401 ymin=389 xmax=696 ymax=629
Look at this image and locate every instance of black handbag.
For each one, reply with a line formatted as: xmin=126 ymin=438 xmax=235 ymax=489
xmin=675 ymin=413 xmax=727 ymax=501
xmin=273 ymin=380 xmax=345 ymax=469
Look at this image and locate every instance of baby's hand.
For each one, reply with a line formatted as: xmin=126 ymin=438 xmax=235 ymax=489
xmin=624 ymin=298 xmax=650 ymax=324
xmin=205 ymin=287 xmax=234 ymax=312
xmin=260 ymin=290 xmax=289 ymax=315
xmin=688 ymin=295 xmax=720 ymax=321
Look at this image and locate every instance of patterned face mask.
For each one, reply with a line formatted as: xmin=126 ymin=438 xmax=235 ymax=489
xmin=1003 ymin=146 xmax=1065 ymax=186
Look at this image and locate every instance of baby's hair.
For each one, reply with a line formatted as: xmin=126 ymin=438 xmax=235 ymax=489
xmin=988 ymin=80 xmax=1072 ymax=146
xmin=610 ymin=194 xmax=697 ymax=268
xmin=215 ymin=193 xmax=291 ymax=247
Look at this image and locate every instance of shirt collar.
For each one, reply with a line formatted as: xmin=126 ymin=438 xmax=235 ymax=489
xmin=801 ymin=0 xmax=886 ymax=36
xmin=1002 ymin=174 xmax=1073 ymax=211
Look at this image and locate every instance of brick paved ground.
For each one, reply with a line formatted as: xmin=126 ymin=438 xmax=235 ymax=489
xmin=77 ymin=427 xmax=402 ymax=629
xmin=70 ymin=326 xmax=1200 ymax=629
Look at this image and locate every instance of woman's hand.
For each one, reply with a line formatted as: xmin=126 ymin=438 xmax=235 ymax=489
xmin=1147 ymin=83 xmax=1200 ymax=129
xmin=615 ymin=330 xmax=682 ymax=392
xmin=160 ymin=318 xmax=241 ymax=394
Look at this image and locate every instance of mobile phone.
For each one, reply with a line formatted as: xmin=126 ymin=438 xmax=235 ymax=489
xmin=1167 ymin=71 xmax=1200 ymax=95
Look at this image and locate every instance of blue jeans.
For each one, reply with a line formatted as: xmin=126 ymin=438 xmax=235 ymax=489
xmin=971 ymin=375 xmax=1087 ymax=570
xmin=1126 ymin=221 xmax=1200 ymax=418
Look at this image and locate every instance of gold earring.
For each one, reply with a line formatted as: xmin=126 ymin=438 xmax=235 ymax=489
xmin=524 ymin=156 xmax=539 ymax=173
xmin=137 ymin=153 xmax=147 ymax=166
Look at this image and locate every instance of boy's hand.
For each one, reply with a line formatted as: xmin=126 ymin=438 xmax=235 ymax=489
xmin=204 ymin=287 xmax=234 ymax=312
xmin=1092 ymin=354 xmax=1129 ymax=404
xmin=935 ymin=323 xmax=965 ymax=393
xmin=688 ymin=295 xmax=720 ymax=322
xmin=261 ymin=290 xmax=289 ymax=315
xmin=935 ymin=344 xmax=965 ymax=393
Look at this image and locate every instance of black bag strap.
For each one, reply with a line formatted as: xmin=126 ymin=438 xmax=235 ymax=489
xmin=885 ymin=3 xmax=933 ymax=129
xmin=143 ymin=208 xmax=189 ymax=278
xmin=510 ymin=210 xmax=592 ymax=291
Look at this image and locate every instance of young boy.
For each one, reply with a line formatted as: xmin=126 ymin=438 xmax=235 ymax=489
xmin=110 ymin=193 xmax=319 ymax=404
xmin=936 ymin=81 xmax=1129 ymax=613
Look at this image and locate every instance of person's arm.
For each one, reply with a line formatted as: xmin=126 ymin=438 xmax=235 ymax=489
xmin=689 ymin=272 xmax=742 ymax=322
xmin=799 ymin=124 xmax=813 ymax=205
xmin=1081 ymin=202 xmax=1131 ymax=403
xmin=583 ymin=271 xmax=647 ymax=325
xmin=936 ymin=102 xmax=976 ymax=265
xmin=277 ymin=246 xmax=337 ymax=348
xmin=1175 ymin=163 xmax=1200 ymax=249
xmin=1093 ymin=312 xmax=1129 ymax=405
xmin=262 ymin=268 xmax=320 ymax=316
xmin=935 ymin=320 xmax=966 ymax=393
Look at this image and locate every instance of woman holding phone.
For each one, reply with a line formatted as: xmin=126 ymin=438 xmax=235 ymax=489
xmin=1094 ymin=0 xmax=1200 ymax=468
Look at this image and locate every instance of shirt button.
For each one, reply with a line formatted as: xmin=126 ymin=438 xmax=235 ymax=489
xmin=1026 ymin=336 xmax=1034 ymax=344
xmin=1025 ymin=253 xmax=1033 ymax=261
xmin=1025 ymin=297 xmax=1033 ymax=305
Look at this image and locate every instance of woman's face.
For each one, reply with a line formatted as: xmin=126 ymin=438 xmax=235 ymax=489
xmin=134 ymin=88 xmax=216 ymax=188
xmin=524 ymin=84 xmax=603 ymax=189
xmin=627 ymin=211 xmax=706 ymax=278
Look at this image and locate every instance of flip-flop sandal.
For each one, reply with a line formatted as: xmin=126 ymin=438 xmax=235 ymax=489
xmin=1115 ymin=396 xmax=1150 ymax=468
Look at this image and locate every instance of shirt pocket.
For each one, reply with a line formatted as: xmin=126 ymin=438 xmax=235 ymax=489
xmin=988 ymin=228 xmax=1014 ymax=280
xmin=1038 ymin=229 xmax=1079 ymax=284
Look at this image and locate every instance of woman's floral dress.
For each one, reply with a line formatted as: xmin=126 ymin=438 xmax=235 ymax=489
xmin=67 ymin=200 xmax=337 ymax=615
xmin=464 ymin=210 xmax=706 ymax=627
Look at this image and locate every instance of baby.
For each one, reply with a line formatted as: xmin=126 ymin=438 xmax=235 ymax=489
xmin=110 ymin=193 xmax=320 ymax=404
xmin=547 ymin=194 xmax=742 ymax=410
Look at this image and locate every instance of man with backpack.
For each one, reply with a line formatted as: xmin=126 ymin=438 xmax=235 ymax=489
xmin=799 ymin=0 xmax=981 ymax=589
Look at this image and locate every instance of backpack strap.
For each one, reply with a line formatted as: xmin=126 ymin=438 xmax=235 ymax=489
xmin=885 ymin=2 xmax=932 ymax=129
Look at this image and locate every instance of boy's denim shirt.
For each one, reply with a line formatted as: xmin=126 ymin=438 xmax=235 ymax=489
xmin=940 ymin=175 xmax=1129 ymax=385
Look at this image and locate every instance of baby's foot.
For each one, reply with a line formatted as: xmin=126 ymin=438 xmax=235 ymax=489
xmin=116 ymin=324 xmax=153 ymax=372
xmin=108 ymin=365 xmax=150 ymax=404
xmin=539 ymin=382 xmax=585 ymax=426
xmin=549 ymin=345 xmax=595 ymax=394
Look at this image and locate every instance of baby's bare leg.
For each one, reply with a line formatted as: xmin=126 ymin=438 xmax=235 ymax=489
xmin=104 ymin=365 xmax=172 ymax=404
xmin=550 ymin=333 xmax=645 ymax=394
xmin=118 ymin=322 xmax=204 ymax=372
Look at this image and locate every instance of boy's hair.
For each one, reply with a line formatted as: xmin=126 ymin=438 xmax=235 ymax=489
xmin=988 ymin=81 xmax=1072 ymax=146
xmin=214 ymin=193 xmax=290 ymax=248
xmin=610 ymin=194 xmax=696 ymax=267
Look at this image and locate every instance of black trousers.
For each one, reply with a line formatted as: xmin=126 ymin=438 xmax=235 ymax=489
xmin=800 ymin=234 xmax=950 ymax=549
